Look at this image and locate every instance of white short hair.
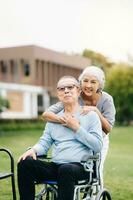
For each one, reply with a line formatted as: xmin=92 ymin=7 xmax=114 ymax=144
xmin=57 ymin=76 xmax=79 ymax=88
xmin=79 ymin=66 xmax=105 ymax=89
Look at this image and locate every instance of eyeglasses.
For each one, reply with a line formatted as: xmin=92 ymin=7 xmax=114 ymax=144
xmin=57 ymin=85 xmax=77 ymax=92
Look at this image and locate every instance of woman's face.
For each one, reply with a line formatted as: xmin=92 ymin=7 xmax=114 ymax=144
xmin=81 ymin=75 xmax=100 ymax=97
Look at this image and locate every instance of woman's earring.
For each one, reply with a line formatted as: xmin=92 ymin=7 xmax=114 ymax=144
xmin=80 ymin=91 xmax=84 ymax=95
xmin=96 ymin=88 xmax=102 ymax=93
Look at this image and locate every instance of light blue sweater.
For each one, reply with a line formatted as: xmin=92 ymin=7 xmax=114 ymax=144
xmin=46 ymin=91 xmax=116 ymax=135
xmin=33 ymin=109 xmax=103 ymax=165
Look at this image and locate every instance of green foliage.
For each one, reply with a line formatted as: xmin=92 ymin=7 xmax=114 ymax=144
xmin=82 ymin=49 xmax=112 ymax=70
xmin=105 ymin=64 xmax=133 ymax=124
xmin=0 ymin=96 xmax=10 ymax=113
xmin=0 ymin=119 xmax=46 ymax=131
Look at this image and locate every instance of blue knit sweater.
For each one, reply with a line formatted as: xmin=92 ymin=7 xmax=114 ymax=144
xmin=33 ymin=109 xmax=103 ymax=165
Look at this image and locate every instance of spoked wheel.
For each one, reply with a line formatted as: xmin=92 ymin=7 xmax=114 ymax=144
xmin=95 ymin=188 xmax=112 ymax=200
xmin=35 ymin=195 xmax=43 ymax=200
xmin=35 ymin=193 xmax=45 ymax=200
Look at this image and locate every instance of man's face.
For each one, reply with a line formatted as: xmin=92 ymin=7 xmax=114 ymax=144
xmin=57 ymin=78 xmax=80 ymax=104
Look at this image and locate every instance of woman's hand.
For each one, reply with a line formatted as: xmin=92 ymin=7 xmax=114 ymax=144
xmin=80 ymin=106 xmax=98 ymax=115
xmin=81 ymin=106 xmax=111 ymax=134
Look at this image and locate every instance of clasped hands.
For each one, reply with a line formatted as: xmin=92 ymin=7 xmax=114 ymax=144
xmin=58 ymin=106 xmax=98 ymax=131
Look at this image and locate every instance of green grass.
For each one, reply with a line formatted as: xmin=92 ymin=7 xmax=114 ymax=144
xmin=0 ymin=126 xmax=133 ymax=199
xmin=0 ymin=129 xmax=43 ymax=200
xmin=104 ymin=126 xmax=133 ymax=200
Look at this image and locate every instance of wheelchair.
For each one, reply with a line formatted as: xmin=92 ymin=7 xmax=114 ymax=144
xmin=34 ymin=154 xmax=112 ymax=200
xmin=0 ymin=148 xmax=16 ymax=200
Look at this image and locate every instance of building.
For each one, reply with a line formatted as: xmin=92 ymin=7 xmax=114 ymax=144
xmin=0 ymin=45 xmax=90 ymax=119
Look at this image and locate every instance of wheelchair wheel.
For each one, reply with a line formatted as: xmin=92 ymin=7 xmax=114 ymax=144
xmin=95 ymin=188 xmax=112 ymax=200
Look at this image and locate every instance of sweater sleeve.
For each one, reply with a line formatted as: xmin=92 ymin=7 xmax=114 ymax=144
xmin=75 ymin=111 xmax=103 ymax=154
xmin=33 ymin=123 xmax=54 ymax=156
xmin=46 ymin=102 xmax=64 ymax=114
xmin=102 ymin=96 xmax=116 ymax=128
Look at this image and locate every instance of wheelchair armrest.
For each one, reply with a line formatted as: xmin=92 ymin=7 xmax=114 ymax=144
xmin=81 ymin=154 xmax=99 ymax=164
xmin=81 ymin=154 xmax=100 ymax=172
xmin=37 ymin=154 xmax=51 ymax=160
xmin=26 ymin=147 xmax=51 ymax=160
xmin=0 ymin=148 xmax=15 ymax=174
xmin=37 ymin=154 xmax=47 ymax=159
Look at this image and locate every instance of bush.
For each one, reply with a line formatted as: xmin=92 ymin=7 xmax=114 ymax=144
xmin=0 ymin=119 xmax=46 ymax=132
xmin=105 ymin=64 xmax=133 ymax=124
xmin=0 ymin=96 xmax=10 ymax=113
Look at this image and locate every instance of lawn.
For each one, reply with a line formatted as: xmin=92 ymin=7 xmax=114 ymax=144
xmin=0 ymin=126 xmax=133 ymax=200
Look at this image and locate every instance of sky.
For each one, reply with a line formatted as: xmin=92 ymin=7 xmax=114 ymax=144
xmin=0 ymin=0 xmax=133 ymax=63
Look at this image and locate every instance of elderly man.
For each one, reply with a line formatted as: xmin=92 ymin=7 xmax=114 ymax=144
xmin=17 ymin=76 xmax=103 ymax=200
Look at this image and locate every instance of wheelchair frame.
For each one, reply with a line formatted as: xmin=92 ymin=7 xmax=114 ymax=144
xmin=35 ymin=154 xmax=112 ymax=200
xmin=0 ymin=148 xmax=16 ymax=200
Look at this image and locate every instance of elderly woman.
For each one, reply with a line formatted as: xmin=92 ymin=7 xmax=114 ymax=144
xmin=42 ymin=66 xmax=116 ymax=187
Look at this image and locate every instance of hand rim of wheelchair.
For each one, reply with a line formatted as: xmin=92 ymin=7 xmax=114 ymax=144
xmin=95 ymin=188 xmax=112 ymax=200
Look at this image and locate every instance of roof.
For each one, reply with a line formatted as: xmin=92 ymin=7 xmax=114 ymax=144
xmin=0 ymin=45 xmax=90 ymax=69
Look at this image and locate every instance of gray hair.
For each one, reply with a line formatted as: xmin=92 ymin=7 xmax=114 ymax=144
xmin=57 ymin=76 xmax=80 ymax=88
xmin=79 ymin=66 xmax=105 ymax=89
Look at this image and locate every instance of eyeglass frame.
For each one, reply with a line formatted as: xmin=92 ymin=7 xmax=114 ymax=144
xmin=56 ymin=84 xmax=78 ymax=92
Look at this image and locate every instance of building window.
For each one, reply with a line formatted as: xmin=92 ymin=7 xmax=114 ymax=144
xmin=37 ymin=94 xmax=44 ymax=115
xmin=10 ymin=60 xmax=18 ymax=81
xmin=50 ymin=96 xmax=58 ymax=105
xmin=35 ymin=60 xmax=39 ymax=78
xmin=24 ymin=63 xmax=30 ymax=76
xmin=0 ymin=61 xmax=7 ymax=74
xmin=10 ymin=60 xmax=15 ymax=74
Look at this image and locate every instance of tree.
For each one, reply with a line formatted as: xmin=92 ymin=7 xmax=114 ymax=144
xmin=105 ymin=64 xmax=133 ymax=124
xmin=0 ymin=96 xmax=10 ymax=113
xmin=82 ymin=49 xmax=113 ymax=71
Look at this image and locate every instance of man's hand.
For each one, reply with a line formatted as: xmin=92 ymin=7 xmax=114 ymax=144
xmin=61 ymin=114 xmax=80 ymax=132
xmin=18 ymin=148 xmax=37 ymax=163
